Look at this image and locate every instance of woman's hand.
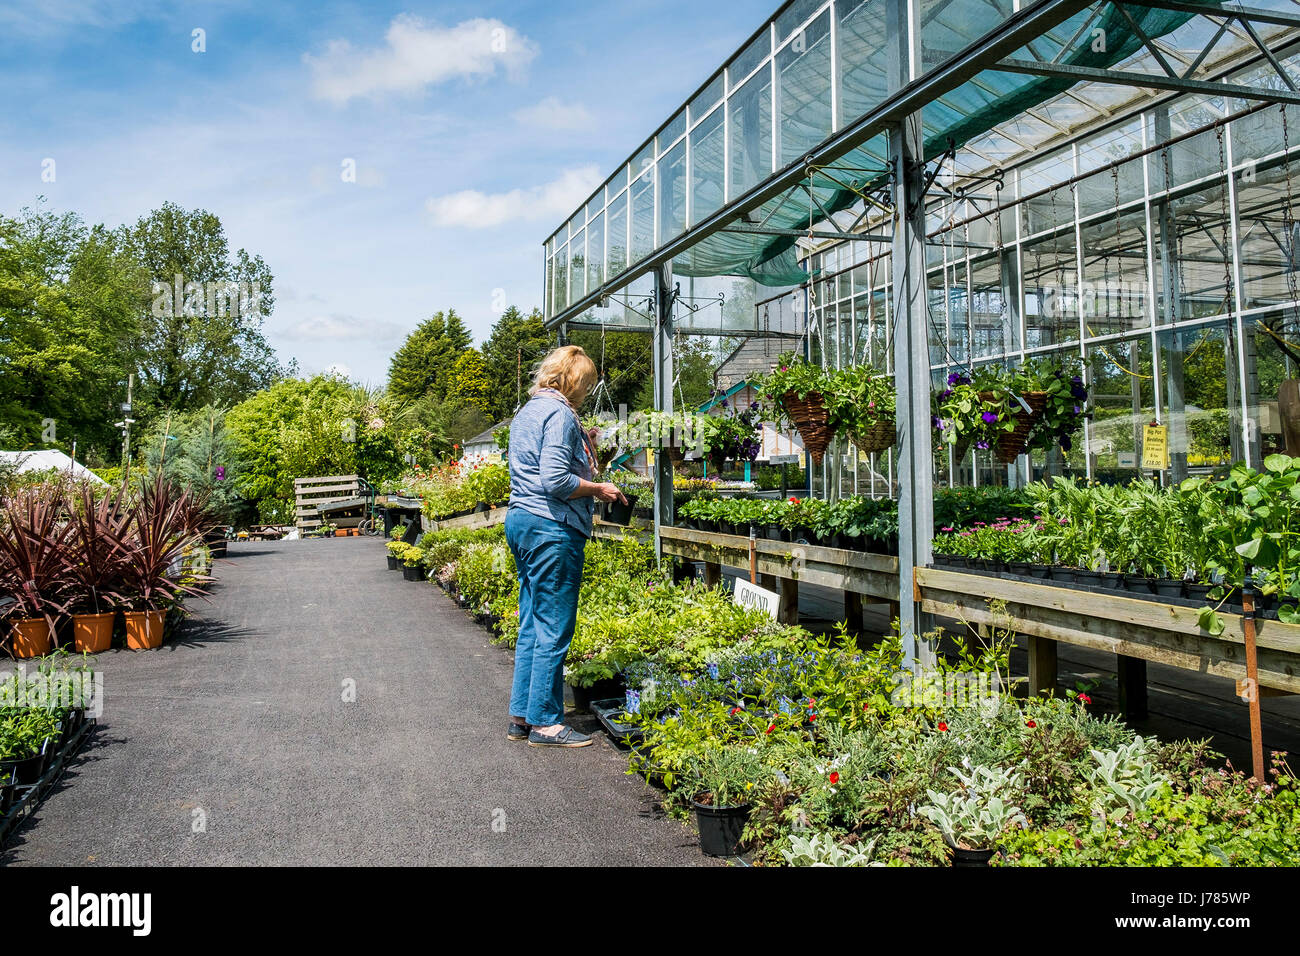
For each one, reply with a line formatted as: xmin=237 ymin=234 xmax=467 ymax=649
xmin=592 ymin=482 xmax=627 ymax=504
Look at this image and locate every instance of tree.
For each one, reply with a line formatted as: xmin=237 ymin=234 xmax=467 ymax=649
xmin=567 ymin=328 xmax=653 ymax=412
xmin=386 ymin=309 xmax=473 ymax=403
xmin=142 ymin=405 xmax=251 ymax=525
xmin=448 ymin=349 xmax=493 ymax=412
xmin=0 ymin=204 xmax=145 ymax=458
xmin=124 ymin=201 xmax=290 ymax=415
xmin=631 ymin=337 xmax=719 ymax=411
xmin=481 ymin=306 xmax=555 ymax=416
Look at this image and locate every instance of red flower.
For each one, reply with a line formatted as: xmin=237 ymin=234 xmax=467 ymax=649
xmin=808 ymin=714 xmax=817 ymax=722
xmin=789 ymin=497 xmax=798 ymax=503
xmin=863 ymin=703 xmax=870 ymax=712
xmin=765 ymin=723 xmax=775 ymax=734
xmin=1078 ymin=693 xmax=1092 ymax=705
xmin=730 ymin=707 xmax=740 ymax=715
xmin=828 ymin=771 xmax=840 ymax=784
xmin=937 ymin=721 xmax=948 ymax=732
xmin=1026 ymin=720 xmax=1037 ymax=729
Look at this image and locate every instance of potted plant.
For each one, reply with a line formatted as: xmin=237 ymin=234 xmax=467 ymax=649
xmin=758 ymin=354 xmax=833 ymax=464
xmin=402 ymin=546 xmax=426 ymax=581
xmin=687 ymin=745 xmax=766 ymax=858
xmin=64 ymin=485 xmax=131 ymax=654
xmin=118 ymin=476 xmax=210 ymax=650
xmin=386 ymin=538 xmax=406 ymax=570
xmin=0 ymin=487 xmax=75 ymax=658
xmin=919 ymin=762 xmax=1027 ymax=866
xmin=932 ymin=370 xmax=1001 ymax=460
xmin=0 ymin=706 xmax=63 ymax=788
xmin=825 ymin=365 xmax=897 ymax=455
xmin=699 ymin=398 xmax=762 ymax=474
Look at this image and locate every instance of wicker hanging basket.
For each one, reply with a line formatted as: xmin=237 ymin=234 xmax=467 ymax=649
xmin=707 ymin=449 xmax=728 ymax=473
xmin=849 ymin=414 xmax=897 ymax=456
xmin=983 ymin=390 xmax=1049 ymax=464
xmin=783 ymin=391 xmax=833 ymax=465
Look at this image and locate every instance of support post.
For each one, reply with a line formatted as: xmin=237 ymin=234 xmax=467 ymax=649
xmin=890 ymin=109 xmax=935 ymax=673
xmin=703 ymin=561 xmax=722 ymax=589
xmin=844 ymin=590 xmax=864 ymax=633
xmin=652 ymin=262 xmax=675 ymax=563
xmin=1116 ymin=655 xmax=1149 ymax=720
xmin=1027 ymin=635 xmax=1058 ymax=697
xmin=779 ymin=577 xmax=799 ymax=626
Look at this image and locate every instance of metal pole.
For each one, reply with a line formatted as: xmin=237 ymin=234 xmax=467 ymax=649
xmin=891 ymin=109 xmax=935 ymax=673
xmin=121 ymin=374 xmax=134 ymax=493
xmin=653 ymin=262 xmax=675 ymax=563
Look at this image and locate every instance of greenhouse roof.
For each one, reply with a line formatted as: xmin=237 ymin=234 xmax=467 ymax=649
xmin=543 ymin=0 xmax=1300 ymax=330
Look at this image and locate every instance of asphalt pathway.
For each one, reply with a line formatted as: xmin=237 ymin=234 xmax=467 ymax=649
xmin=3 ymin=537 xmax=707 ymax=866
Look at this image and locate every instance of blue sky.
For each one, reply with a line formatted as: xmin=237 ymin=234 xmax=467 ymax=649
xmin=0 ymin=0 xmax=775 ymax=384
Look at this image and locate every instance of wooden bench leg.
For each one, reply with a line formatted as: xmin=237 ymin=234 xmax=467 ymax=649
xmin=703 ymin=561 xmax=721 ymax=589
xmin=1117 ymin=655 xmax=1148 ymax=720
xmin=779 ymin=578 xmax=799 ymax=626
xmin=759 ymin=572 xmax=778 ymax=592
xmin=844 ymin=590 xmax=863 ymax=633
xmin=1028 ymin=635 xmax=1058 ymax=698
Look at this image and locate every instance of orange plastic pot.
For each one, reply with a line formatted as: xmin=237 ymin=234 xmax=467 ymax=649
xmin=123 ymin=610 xmax=166 ymax=650
xmin=335 ymin=529 xmax=347 ymax=537
xmin=73 ymin=612 xmax=116 ymax=653
xmin=10 ymin=617 xmax=53 ymax=658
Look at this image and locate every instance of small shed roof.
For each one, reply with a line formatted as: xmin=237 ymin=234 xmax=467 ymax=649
xmin=0 ymin=449 xmax=108 ymax=485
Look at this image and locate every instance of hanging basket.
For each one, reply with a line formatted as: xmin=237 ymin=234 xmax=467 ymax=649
xmin=783 ymin=391 xmax=833 ymax=465
xmin=707 ymin=450 xmax=728 ymax=473
xmin=849 ymin=415 xmax=897 ymax=456
xmin=983 ymin=390 xmax=1049 ymax=464
xmin=659 ymin=444 xmax=686 ymax=466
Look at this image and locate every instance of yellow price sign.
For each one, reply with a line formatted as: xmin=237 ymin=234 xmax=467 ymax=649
xmin=1142 ymin=423 xmax=1169 ymax=471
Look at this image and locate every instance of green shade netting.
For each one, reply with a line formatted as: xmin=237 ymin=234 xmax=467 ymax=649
xmin=671 ymin=0 xmax=1202 ymax=288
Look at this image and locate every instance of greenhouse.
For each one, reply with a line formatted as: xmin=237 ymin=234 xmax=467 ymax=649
xmin=542 ymin=0 xmax=1300 ymax=671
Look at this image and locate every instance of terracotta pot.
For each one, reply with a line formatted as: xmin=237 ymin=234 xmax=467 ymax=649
xmin=10 ymin=617 xmax=53 ymax=659
xmin=335 ymin=529 xmax=347 ymax=537
xmin=73 ymin=612 xmax=115 ymax=653
xmin=123 ymin=610 xmax=166 ymax=650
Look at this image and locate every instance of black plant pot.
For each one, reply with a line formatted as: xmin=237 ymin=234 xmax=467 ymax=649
xmin=569 ymin=677 xmax=625 ymax=713
xmin=632 ymin=506 xmax=653 ymax=521
xmin=387 ymin=556 xmax=401 ymax=571
xmin=605 ymin=499 xmax=634 ymax=525
xmin=1 ymin=750 xmax=45 ymax=787
xmin=402 ymin=565 xmax=423 ymax=582
xmin=1074 ymin=569 xmax=1103 ymax=587
xmin=933 ymin=554 xmax=968 ymax=570
xmin=1185 ymin=583 xmax=1214 ymax=604
xmin=950 ymin=846 xmax=996 ymax=867
xmin=764 ymin=524 xmax=783 ymax=542
xmin=1007 ymin=561 xmax=1032 ymax=577
xmin=1124 ymin=574 xmax=1158 ymax=596
xmin=1153 ymin=578 xmax=1186 ymax=600
xmin=1026 ymin=563 xmax=1052 ymax=580
xmin=692 ymin=798 xmax=751 ymax=857
xmin=1097 ymin=570 xmax=1125 ymax=590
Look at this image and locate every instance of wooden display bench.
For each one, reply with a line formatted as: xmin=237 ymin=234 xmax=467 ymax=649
xmin=422 ymin=506 xmax=507 ymax=533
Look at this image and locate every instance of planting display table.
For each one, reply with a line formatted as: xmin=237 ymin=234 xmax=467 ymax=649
xmin=421 ymin=506 xmax=507 ymax=534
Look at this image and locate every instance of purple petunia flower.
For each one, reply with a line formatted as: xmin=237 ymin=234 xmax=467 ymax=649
xmin=981 ymin=411 xmax=999 ymax=424
xmin=976 ymin=440 xmax=990 ymax=450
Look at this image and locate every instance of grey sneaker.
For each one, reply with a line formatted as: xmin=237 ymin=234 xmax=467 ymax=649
xmin=527 ymin=725 xmax=593 ymax=748
xmin=507 ymin=722 xmax=530 ymax=741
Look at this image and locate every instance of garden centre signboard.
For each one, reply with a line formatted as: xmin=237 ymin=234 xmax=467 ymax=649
xmin=1142 ymin=423 xmax=1170 ymax=470
xmin=733 ymin=578 xmax=780 ymax=620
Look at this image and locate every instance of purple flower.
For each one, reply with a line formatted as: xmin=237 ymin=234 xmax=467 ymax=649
xmin=721 ymin=399 xmax=729 ymax=408
xmin=981 ymin=411 xmax=999 ymax=424
xmin=1072 ymin=406 xmax=1081 ymax=414
xmin=947 ymin=372 xmax=962 ymax=386
xmin=939 ymin=389 xmax=953 ymax=400
xmin=976 ymin=440 xmax=990 ymax=450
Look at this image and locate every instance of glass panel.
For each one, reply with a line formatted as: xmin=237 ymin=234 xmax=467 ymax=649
xmin=554 ymin=243 xmax=569 ymax=314
xmin=1086 ymin=338 xmax=1154 ymax=481
xmin=1236 ymin=161 xmax=1295 ymax=314
xmin=690 ymin=107 xmax=726 ymax=224
xmin=607 ymin=190 xmax=628 ymax=278
xmin=690 ymin=72 xmax=725 ymax=125
xmin=839 ymin=0 xmax=895 ymax=122
xmin=658 ymin=138 xmax=687 ymax=243
xmin=776 ymin=10 xmax=832 ymax=167
xmin=729 ymin=66 xmax=773 ymax=198
xmin=729 ymin=25 xmax=771 ymax=88
xmin=587 ymin=212 xmax=604 ymax=292
xmin=632 ymin=140 xmax=655 ymax=183
xmin=1077 ymin=156 xmax=1143 ymax=218
xmin=1022 ymin=228 xmax=1080 ymax=347
xmin=569 ymin=228 xmax=585 ymax=303
xmin=545 ymin=252 xmax=554 ymax=320
xmin=1152 ymin=182 xmax=1233 ymax=325
xmin=658 ymin=109 xmax=687 ymax=153
xmin=1080 ymin=209 xmax=1150 ymax=337
xmin=1158 ymin=323 xmax=1236 ymax=478
xmin=969 ymin=255 xmax=1013 ymax=360
xmin=630 ymin=170 xmax=655 ymax=264
xmin=777 ymin=0 xmax=825 ymax=41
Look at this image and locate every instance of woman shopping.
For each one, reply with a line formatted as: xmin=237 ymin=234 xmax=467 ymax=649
xmin=505 ymin=345 xmax=626 ymax=748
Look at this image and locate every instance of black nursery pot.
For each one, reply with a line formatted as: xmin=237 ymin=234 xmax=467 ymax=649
xmin=568 ymin=677 xmax=625 ymax=713
xmin=692 ymin=798 xmax=751 ymax=858
xmin=1026 ymin=563 xmax=1052 ymax=580
xmin=1007 ymin=561 xmax=1032 ymax=577
xmin=764 ymin=523 xmax=784 ymax=542
xmin=2 ymin=750 xmax=45 ymax=787
xmin=950 ymin=846 xmax=996 ymax=867
xmin=604 ymin=499 xmax=634 ymax=526
xmin=1074 ymin=569 xmax=1103 ymax=587
xmin=1153 ymin=578 xmax=1186 ymax=600
xmin=402 ymin=565 xmax=423 ymax=582
xmin=387 ymin=555 xmax=401 ymax=571
xmin=1123 ymin=574 xmax=1158 ymax=595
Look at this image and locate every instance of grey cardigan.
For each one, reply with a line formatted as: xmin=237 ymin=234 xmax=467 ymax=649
xmin=506 ymin=392 xmax=594 ymax=536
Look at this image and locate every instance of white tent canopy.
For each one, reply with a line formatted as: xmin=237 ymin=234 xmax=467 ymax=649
xmin=0 ymin=449 xmax=108 ymax=486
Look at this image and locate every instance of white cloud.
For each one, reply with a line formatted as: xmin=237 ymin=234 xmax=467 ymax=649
xmin=513 ymin=97 xmax=594 ymax=131
xmin=426 ymin=165 xmax=601 ymax=230
xmin=281 ymin=313 xmax=405 ymax=342
xmin=324 ymin=362 xmax=352 ymax=379
xmin=304 ymin=15 xmax=537 ymax=105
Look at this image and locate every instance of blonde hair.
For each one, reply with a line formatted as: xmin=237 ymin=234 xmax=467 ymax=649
xmin=531 ymin=345 xmax=598 ymax=407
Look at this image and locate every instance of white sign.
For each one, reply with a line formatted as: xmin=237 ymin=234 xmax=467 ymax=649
xmin=768 ymin=454 xmax=801 ymax=465
xmin=733 ymin=578 xmax=781 ymax=620
xmin=1117 ymin=451 xmax=1136 ymax=468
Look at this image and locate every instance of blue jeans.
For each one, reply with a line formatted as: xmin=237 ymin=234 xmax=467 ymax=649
xmin=505 ymin=507 xmax=586 ymax=726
